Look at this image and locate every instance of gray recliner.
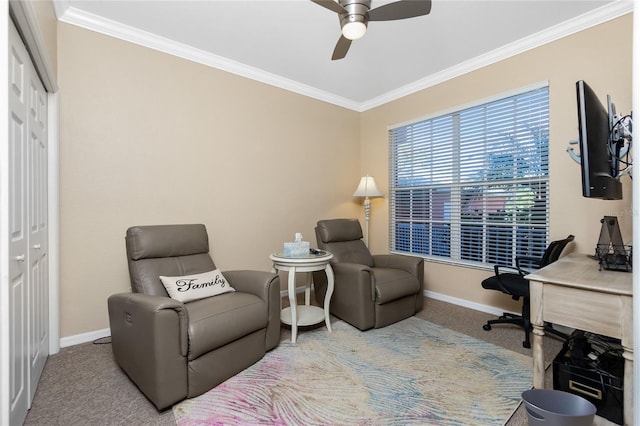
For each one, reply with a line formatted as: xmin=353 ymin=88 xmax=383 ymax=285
xmin=108 ymin=224 xmax=280 ymax=410
xmin=312 ymin=218 xmax=424 ymax=331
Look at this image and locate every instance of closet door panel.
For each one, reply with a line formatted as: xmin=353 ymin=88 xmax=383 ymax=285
xmin=7 ymin=18 xmax=49 ymax=424
xmin=28 ymin=70 xmax=49 ymax=402
xmin=8 ymin=22 xmax=29 ymax=425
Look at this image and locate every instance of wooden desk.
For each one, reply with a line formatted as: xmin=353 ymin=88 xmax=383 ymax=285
xmin=526 ymin=253 xmax=633 ymax=425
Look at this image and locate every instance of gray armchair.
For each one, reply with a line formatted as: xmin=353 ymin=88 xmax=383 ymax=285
xmin=312 ymin=218 xmax=424 ymax=330
xmin=108 ymin=224 xmax=280 ymax=410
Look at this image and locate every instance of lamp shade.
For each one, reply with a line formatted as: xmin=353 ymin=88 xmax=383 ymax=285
xmin=353 ymin=176 xmax=383 ymax=198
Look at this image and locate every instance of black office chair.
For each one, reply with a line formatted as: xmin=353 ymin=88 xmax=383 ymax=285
xmin=481 ymin=235 xmax=575 ymax=348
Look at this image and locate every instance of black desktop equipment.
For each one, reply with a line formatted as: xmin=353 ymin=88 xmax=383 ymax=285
xmin=575 ymin=80 xmax=633 ymax=200
xmin=576 ymin=81 xmax=622 ymax=199
xmin=554 ymin=330 xmax=624 ymax=425
xmin=595 ymin=216 xmax=631 ymax=272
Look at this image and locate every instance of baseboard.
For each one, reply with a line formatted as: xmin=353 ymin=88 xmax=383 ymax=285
xmin=57 ymin=291 xmax=511 ymax=348
xmin=60 ymin=287 xmax=311 ymax=347
xmin=280 ymin=285 xmax=314 ymax=298
xmin=59 ymin=327 xmax=110 ymax=348
xmin=423 ymin=290 xmax=517 ymax=317
xmin=279 ymin=287 xmax=514 ymax=317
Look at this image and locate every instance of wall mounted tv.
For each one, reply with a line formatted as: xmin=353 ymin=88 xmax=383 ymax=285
xmin=576 ymin=80 xmax=624 ymax=200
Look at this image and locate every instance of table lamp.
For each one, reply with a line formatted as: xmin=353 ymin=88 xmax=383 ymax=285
xmin=353 ymin=175 xmax=383 ymax=246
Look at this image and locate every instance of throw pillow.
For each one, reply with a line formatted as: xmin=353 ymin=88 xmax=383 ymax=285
xmin=159 ymin=269 xmax=235 ymax=303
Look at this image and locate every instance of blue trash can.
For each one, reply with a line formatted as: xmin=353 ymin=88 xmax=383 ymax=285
xmin=522 ymin=389 xmax=596 ymax=426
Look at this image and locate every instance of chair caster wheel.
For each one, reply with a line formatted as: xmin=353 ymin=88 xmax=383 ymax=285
xmin=483 ymin=324 xmax=491 ymax=331
xmin=523 ymin=341 xmax=531 ymax=349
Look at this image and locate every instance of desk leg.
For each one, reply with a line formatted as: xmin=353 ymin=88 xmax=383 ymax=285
xmin=323 ymin=264 xmax=334 ymax=332
xmin=287 ymin=266 xmax=298 ymax=344
xmin=621 ymin=297 xmax=633 ymax=426
xmin=529 ymin=279 xmax=545 ymax=389
xmin=622 ymin=348 xmax=633 ymax=425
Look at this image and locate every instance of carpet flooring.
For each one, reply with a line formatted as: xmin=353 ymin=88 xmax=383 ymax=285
xmin=174 ymin=317 xmax=532 ymax=425
xmin=24 ymin=297 xmax=577 ymax=426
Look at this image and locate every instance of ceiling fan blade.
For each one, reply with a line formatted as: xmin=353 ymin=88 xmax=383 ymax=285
xmin=368 ymin=0 xmax=432 ymax=21
xmin=332 ymin=35 xmax=352 ymax=60
xmin=310 ymin=0 xmax=347 ymax=14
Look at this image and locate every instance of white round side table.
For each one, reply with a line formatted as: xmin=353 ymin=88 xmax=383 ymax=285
xmin=269 ymin=251 xmax=334 ymax=343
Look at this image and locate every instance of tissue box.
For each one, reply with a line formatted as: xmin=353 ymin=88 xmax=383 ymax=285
xmin=284 ymin=241 xmax=310 ymax=257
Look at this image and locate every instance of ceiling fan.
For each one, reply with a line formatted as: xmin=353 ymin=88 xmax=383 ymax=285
xmin=311 ymin=0 xmax=432 ymax=60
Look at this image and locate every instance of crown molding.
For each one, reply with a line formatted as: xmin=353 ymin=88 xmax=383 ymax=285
xmin=55 ymin=1 xmax=632 ymax=113
xmin=359 ymin=0 xmax=633 ymax=111
xmin=52 ymin=0 xmax=70 ymax=20
xmin=56 ymin=4 xmax=361 ymax=111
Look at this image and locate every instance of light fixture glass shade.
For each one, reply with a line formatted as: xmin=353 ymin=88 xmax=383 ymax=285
xmin=353 ymin=176 xmax=383 ymax=198
xmin=342 ymin=21 xmax=367 ymax=40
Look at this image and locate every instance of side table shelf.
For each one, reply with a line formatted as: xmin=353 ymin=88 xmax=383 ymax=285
xmin=280 ymin=306 xmax=325 ymax=327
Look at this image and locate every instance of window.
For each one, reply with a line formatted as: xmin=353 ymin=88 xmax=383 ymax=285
xmin=389 ymin=84 xmax=549 ymax=268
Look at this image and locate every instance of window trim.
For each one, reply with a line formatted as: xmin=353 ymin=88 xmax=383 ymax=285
xmin=388 ymin=81 xmax=550 ymax=271
xmin=388 ymin=81 xmax=549 ymax=131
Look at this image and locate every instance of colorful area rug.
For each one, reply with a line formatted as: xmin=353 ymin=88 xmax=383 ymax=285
xmin=173 ymin=317 xmax=531 ymax=425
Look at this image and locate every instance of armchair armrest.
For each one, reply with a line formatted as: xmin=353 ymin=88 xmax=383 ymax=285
xmin=321 ymin=262 xmax=377 ymax=329
xmin=312 ymin=262 xmax=373 ymax=303
xmin=108 ymin=292 xmax=187 ymax=354
xmin=223 ymin=270 xmax=278 ymax=301
xmin=332 ymin=262 xmax=373 ymax=274
xmin=107 ymin=292 xmax=188 ymax=410
xmin=372 ymin=254 xmax=423 ymax=278
xmin=223 ymin=270 xmax=281 ymax=351
xmin=372 ymin=254 xmax=424 ymax=311
xmin=331 ymin=262 xmax=375 ymax=302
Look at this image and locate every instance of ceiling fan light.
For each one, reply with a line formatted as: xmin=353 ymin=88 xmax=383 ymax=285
xmin=342 ymin=21 xmax=367 ymax=40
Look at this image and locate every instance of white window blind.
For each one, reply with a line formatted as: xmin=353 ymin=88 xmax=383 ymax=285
xmin=389 ymin=85 xmax=550 ymax=267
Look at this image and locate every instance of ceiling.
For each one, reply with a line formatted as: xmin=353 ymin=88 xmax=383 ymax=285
xmin=53 ymin=0 xmax=631 ymax=111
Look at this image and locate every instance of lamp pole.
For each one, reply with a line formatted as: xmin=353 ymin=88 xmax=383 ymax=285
xmin=363 ymin=196 xmax=372 ymax=247
xmin=353 ymin=175 xmax=383 ymax=248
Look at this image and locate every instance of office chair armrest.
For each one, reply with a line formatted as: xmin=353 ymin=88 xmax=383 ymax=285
xmin=491 ymin=265 xmax=519 ymax=295
xmin=515 ymin=256 xmax=541 ymax=274
xmin=493 ymin=264 xmax=520 ymax=275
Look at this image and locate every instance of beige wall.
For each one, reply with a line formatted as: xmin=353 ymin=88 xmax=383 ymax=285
xmin=57 ymin=23 xmax=361 ymax=336
xmin=31 ymin=0 xmax=58 ymax=77
xmin=360 ymin=14 xmax=633 ymax=313
xmin=57 ymin=14 xmax=632 ymax=337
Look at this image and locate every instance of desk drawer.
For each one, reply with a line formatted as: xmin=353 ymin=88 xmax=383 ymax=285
xmin=543 ymin=285 xmax=624 ymax=339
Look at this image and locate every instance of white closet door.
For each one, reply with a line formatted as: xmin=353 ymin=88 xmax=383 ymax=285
xmin=8 ymin=19 xmax=49 ymax=425
xmin=27 ymin=56 xmax=48 ymax=403
xmin=8 ymin=20 xmax=30 ymax=426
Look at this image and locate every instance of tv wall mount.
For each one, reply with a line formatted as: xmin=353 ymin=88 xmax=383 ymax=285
xmin=567 ymin=94 xmax=633 ymax=179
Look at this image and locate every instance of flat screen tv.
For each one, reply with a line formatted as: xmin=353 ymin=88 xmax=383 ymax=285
xmin=576 ymin=80 xmax=622 ymax=200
